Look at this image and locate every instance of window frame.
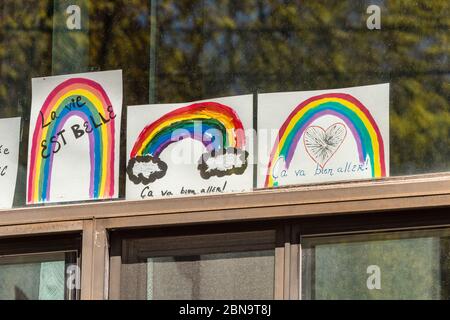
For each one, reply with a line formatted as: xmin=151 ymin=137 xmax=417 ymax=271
xmin=292 ymin=207 xmax=450 ymax=300
xmin=110 ymin=224 xmax=282 ymax=300
xmin=0 ymin=173 xmax=449 ymax=299
xmin=0 ymin=233 xmax=82 ymax=300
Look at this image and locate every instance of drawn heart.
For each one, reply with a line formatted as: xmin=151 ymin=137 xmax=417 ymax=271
xmin=303 ymin=123 xmax=347 ymax=168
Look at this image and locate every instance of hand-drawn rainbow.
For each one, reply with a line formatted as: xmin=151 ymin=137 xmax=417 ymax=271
xmin=127 ymin=102 xmax=248 ymax=185
xmin=265 ymin=93 xmax=386 ymax=187
xmin=28 ymin=78 xmax=116 ymax=203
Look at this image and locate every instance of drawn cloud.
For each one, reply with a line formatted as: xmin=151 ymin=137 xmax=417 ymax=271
xmin=126 ymin=155 xmax=168 ymax=185
xmin=198 ymin=147 xmax=249 ymax=179
xmin=127 ymin=148 xmax=248 ymax=185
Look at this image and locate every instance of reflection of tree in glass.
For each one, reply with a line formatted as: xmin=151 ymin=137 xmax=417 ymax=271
xmin=0 ymin=0 xmax=449 ymax=206
xmin=150 ymin=0 xmax=450 ymax=176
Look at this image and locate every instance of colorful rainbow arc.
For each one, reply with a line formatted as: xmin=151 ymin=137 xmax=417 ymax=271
xmin=130 ymin=102 xmax=245 ymax=158
xmin=265 ymin=93 xmax=386 ymax=187
xmin=28 ymin=78 xmax=116 ymax=203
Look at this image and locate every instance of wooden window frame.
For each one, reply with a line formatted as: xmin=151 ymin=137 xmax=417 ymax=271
xmin=109 ymin=224 xmax=283 ymax=300
xmin=296 ymin=223 xmax=450 ymax=300
xmin=0 ymin=173 xmax=449 ymax=299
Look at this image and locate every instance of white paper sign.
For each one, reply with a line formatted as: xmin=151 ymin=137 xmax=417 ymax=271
xmin=126 ymin=95 xmax=254 ymax=200
xmin=0 ymin=117 xmax=21 ymax=209
xmin=27 ymin=70 xmax=123 ymax=204
xmin=258 ymin=84 xmax=390 ymax=188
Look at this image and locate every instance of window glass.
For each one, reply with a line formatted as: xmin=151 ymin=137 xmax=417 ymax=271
xmin=115 ymin=230 xmax=276 ymax=299
xmin=0 ymin=1 xmax=449 ymax=208
xmin=0 ymin=252 xmax=77 ymax=300
xmin=146 ymin=251 xmax=274 ymax=300
xmin=0 ymin=235 xmax=81 ymax=300
xmin=302 ymin=229 xmax=450 ymax=300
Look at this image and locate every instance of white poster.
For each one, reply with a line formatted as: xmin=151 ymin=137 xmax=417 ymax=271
xmin=0 ymin=117 xmax=21 ymax=209
xmin=258 ymin=84 xmax=390 ymax=188
xmin=126 ymin=95 xmax=254 ymax=200
xmin=27 ymin=70 xmax=123 ymax=204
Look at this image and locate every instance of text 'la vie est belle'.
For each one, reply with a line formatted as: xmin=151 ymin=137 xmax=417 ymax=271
xmin=39 ymin=96 xmax=116 ymax=159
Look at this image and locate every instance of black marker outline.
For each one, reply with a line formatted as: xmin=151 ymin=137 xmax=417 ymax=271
xmin=126 ymin=155 xmax=168 ymax=185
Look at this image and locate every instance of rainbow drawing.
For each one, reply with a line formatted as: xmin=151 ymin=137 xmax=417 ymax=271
xmin=28 ymin=78 xmax=116 ymax=203
xmin=130 ymin=102 xmax=245 ymax=158
xmin=128 ymin=102 xmax=247 ymax=184
xmin=265 ymin=93 xmax=386 ymax=187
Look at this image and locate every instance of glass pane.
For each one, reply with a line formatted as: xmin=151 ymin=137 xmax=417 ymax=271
xmin=302 ymin=229 xmax=450 ymax=300
xmin=146 ymin=250 xmax=274 ymax=300
xmin=1 ymin=1 xmax=449 ymax=208
xmin=0 ymin=252 xmax=66 ymax=300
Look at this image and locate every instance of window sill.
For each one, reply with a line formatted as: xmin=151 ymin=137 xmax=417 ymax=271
xmin=1 ymin=172 xmax=450 ymax=228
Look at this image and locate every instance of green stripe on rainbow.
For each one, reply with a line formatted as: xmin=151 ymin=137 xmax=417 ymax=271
xmin=265 ymin=93 xmax=386 ymax=187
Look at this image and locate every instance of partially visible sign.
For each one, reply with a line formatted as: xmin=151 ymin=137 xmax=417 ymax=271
xmin=0 ymin=117 xmax=21 ymax=209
